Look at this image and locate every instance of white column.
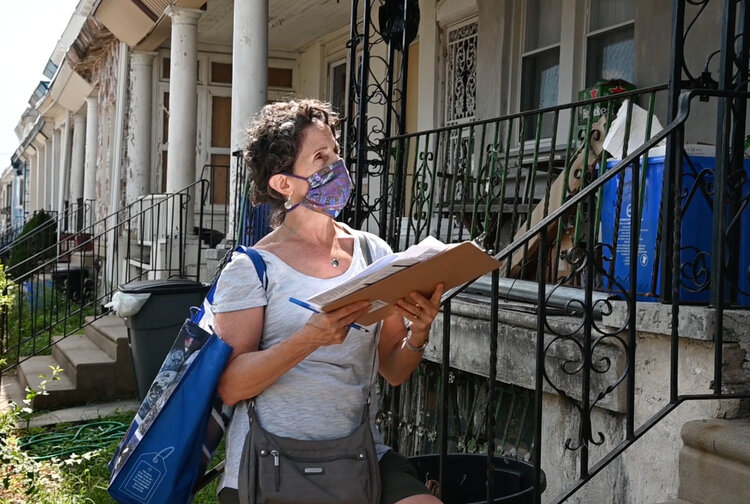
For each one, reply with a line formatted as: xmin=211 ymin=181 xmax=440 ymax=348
xmin=52 ymin=129 xmax=62 ymax=211
xmin=165 ymin=6 xmax=202 ymax=194
xmin=70 ymin=113 xmax=86 ymax=202
xmin=126 ymin=51 xmax=156 ymax=204
xmin=29 ymin=153 xmax=38 ymax=212
xmin=228 ymin=0 xmax=268 ymax=241
xmin=58 ymin=113 xmax=72 ymax=218
xmin=44 ymin=137 xmax=53 ymax=210
xmin=84 ymin=95 xmax=99 ymax=206
xmin=35 ymin=145 xmax=44 ymax=212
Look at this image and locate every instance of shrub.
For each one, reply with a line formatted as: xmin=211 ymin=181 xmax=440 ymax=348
xmin=7 ymin=210 xmax=57 ymax=282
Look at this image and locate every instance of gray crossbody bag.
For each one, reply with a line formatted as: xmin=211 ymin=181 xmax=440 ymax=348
xmin=237 ymin=233 xmax=382 ymax=504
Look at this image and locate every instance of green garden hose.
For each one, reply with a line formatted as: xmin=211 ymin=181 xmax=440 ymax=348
xmin=17 ymin=420 xmax=128 ymax=461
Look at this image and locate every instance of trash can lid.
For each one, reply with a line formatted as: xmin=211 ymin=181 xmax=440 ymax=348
xmin=118 ymin=278 xmax=209 ymax=295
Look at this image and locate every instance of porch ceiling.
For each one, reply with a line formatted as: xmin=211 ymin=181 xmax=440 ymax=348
xmin=197 ymin=0 xmax=351 ymax=52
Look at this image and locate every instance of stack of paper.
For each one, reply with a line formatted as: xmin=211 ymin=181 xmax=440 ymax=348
xmin=306 ymin=237 xmax=502 ymax=325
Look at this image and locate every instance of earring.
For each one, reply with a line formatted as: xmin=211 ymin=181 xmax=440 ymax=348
xmin=284 ymin=194 xmax=293 ymax=210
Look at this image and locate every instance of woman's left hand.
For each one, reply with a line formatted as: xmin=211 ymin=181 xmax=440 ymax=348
xmin=394 ymin=282 xmax=445 ymax=335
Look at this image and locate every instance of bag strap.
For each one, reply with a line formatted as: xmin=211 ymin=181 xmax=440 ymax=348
xmin=194 ymin=247 xmax=267 ymax=324
xmin=357 ymin=232 xmax=380 ymax=420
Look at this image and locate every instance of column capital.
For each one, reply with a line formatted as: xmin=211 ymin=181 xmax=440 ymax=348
xmin=130 ymin=51 xmax=158 ymax=66
xmin=165 ymin=6 xmax=203 ymax=25
xmin=85 ymin=94 xmax=99 ymax=105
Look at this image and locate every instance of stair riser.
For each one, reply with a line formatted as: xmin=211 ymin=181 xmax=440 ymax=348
xmin=52 ymin=345 xmax=136 ymax=396
xmin=84 ymin=323 xmax=123 ymax=361
xmin=31 ymin=383 xmax=134 ymax=410
xmin=679 ymin=446 xmax=750 ymax=504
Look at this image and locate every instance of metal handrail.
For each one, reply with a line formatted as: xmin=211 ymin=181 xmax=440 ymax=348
xmin=0 ymin=179 xmax=213 ymax=374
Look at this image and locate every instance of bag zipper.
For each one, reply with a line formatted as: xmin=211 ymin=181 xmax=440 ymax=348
xmin=259 ymin=449 xmax=367 ymax=492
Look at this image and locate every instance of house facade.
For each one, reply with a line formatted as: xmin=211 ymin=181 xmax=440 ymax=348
xmin=6 ymin=1 xmax=750 ymax=504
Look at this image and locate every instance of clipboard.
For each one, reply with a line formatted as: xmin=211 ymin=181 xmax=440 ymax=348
xmin=319 ymin=241 xmax=502 ymax=326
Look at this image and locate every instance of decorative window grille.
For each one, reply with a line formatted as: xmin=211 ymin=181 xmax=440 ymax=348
xmin=444 ymin=20 xmax=478 ymax=127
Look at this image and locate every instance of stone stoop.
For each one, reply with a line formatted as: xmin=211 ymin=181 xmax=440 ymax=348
xmin=17 ymin=315 xmax=136 ymax=411
xmin=676 ymin=418 xmax=750 ymax=504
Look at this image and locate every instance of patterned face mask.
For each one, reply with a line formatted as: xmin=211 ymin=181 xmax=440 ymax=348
xmin=287 ymin=159 xmax=352 ymax=218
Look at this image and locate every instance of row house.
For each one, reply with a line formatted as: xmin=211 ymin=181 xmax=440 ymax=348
xmin=3 ymin=1 xmax=750 ymax=503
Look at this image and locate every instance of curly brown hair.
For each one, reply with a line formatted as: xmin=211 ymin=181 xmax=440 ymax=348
xmin=243 ymin=99 xmax=339 ymax=226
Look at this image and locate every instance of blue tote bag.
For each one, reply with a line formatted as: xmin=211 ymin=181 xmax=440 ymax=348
xmin=108 ymin=247 xmax=266 ymax=504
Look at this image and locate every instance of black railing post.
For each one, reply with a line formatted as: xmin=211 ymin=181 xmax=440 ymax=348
xmin=534 ymin=232 xmax=547 ymax=504
xmin=486 ymin=267 xmax=499 ymax=504
xmin=438 ymin=299 xmax=451 ymax=496
xmin=710 ymin=0 xmax=739 ymax=395
xmin=660 ymin=0 xmax=686 ymax=304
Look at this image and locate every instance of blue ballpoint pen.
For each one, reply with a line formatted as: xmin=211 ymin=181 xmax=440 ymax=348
xmin=289 ymin=297 xmax=369 ymax=332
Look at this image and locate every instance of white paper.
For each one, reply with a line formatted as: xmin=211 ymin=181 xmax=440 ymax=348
xmin=602 ymin=99 xmax=665 ymax=160
xmin=305 ymin=236 xmax=457 ymax=307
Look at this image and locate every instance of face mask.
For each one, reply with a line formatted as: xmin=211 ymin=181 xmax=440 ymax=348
xmin=287 ymin=159 xmax=352 ymax=218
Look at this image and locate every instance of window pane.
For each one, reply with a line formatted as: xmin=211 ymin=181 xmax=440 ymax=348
xmin=268 ymin=67 xmax=293 ymax=88
xmin=525 ymin=0 xmax=562 ymax=51
xmin=330 ymin=62 xmax=347 ymax=115
xmin=522 ymin=48 xmax=560 ymax=111
xmin=590 ymin=0 xmax=635 ymax=32
xmin=211 ymin=62 xmax=232 ymax=84
xmin=521 ymin=47 xmax=559 ymax=139
xmin=586 ymin=26 xmax=634 ymax=86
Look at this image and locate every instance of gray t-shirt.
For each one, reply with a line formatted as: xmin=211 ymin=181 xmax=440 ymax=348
xmin=211 ymin=226 xmax=393 ymax=491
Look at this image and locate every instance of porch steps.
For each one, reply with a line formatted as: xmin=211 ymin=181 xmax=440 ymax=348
xmin=675 ymin=418 xmax=750 ymax=504
xmin=16 ymin=315 xmax=136 ymax=411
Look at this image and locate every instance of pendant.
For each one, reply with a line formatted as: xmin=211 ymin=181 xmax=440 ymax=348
xmin=330 ymin=257 xmax=340 ymax=267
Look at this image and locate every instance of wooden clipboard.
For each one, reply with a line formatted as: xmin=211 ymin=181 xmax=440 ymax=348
xmin=321 ymin=241 xmax=502 ymax=325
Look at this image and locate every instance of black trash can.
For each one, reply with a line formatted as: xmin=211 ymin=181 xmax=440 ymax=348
xmin=409 ymin=454 xmax=545 ymax=504
xmin=118 ymin=278 xmax=209 ymax=400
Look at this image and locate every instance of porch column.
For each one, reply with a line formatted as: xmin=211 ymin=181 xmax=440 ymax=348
xmin=29 ymin=153 xmax=38 ymax=212
xmin=34 ymin=145 xmax=43 ymax=212
xmin=84 ymin=95 xmax=99 ymax=225
xmin=165 ymin=6 xmax=202 ymax=194
xmin=70 ymin=112 xmax=86 ymax=229
xmin=52 ymin=129 xmax=61 ymax=212
xmin=58 ymin=113 xmax=72 ymax=219
xmin=44 ymin=136 xmax=53 ymax=210
xmin=127 ymin=51 xmax=156 ymax=204
xmin=228 ymin=0 xmax=268 ymax=241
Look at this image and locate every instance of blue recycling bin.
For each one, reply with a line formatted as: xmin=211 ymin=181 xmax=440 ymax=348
xmin=600 ymin=152 xmax=750 ymax=305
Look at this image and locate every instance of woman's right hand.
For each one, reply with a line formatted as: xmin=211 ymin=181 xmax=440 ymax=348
xmin=298 ymin=300 xmax=371 ymax=347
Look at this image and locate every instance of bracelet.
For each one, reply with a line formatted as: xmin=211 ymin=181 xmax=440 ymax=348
xmin=403 ymin=329 xmax=429 ymax=353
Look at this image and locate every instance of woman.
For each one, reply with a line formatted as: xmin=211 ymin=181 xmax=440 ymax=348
xmin=212 ymin=99 xmax=444 ymax=504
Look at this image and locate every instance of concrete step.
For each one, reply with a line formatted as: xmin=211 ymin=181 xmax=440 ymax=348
xmin=0 ymin=372 xmax=25 ymax=412
xmin=678 ymin=418 xmax=750 ymax=504
xmin=85 ymin=315 xmax=129 ymax=361
xmin=653 ymin=500 xmax=693 ymax=504
xmin=17 ymin=355 xmax=80 ymax=410
xmin=52 ymin=334 xmax=114 ymax=384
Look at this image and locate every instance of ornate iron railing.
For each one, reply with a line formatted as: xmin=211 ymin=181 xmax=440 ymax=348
xmin=377 ymin=85 xmax=750 ymax=502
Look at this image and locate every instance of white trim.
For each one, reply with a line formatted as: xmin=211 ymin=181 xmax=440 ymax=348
xmin=587 ymin=19 xmax=635 ymax=38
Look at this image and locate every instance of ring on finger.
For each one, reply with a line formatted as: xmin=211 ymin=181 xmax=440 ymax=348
xmin=414 ymin=310 xmax=422 ymax=319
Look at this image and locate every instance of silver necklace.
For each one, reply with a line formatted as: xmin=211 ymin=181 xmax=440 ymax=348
xmin=284 ymin=223 xmax=340 ymax=267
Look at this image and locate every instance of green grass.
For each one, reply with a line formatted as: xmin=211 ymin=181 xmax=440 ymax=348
xmin=2 ymin=410 xmax=225 ymax=503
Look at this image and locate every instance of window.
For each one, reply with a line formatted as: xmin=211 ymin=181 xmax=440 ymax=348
xmin=585 ymin=0 xmax=635 ymax=86
xmin=444 ymin=20 xmax=478 ymax=126
xmin=329 ymin=60 xmax=347 ymax=116
xmin=520 ymin=0 xmax=562 ymax=139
